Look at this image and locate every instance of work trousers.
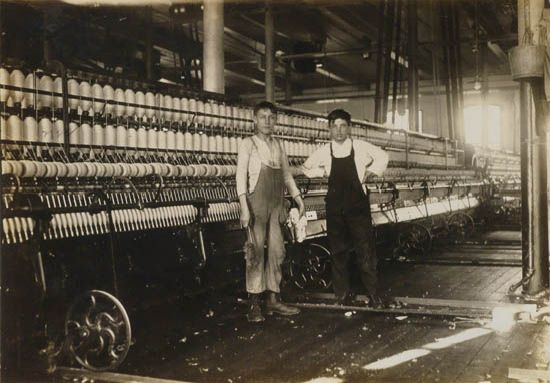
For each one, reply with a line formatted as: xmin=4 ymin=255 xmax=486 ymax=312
xmin=246 ymin=164 xmax=285 ymax=294
xmin=326 ymin=204 xmax=378 ymax=299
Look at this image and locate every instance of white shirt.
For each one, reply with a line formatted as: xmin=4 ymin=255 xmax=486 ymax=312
xmin=301 ymin=138 xmax=388 ymax=181
xmin=236 ymin=135 xmax=300 ymax=197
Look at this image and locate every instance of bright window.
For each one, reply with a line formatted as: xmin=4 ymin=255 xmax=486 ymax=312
xmin=463 ymin=105 xmax=501 ymax=147
xmin=387 ymin=110 xmax=423 ymax=132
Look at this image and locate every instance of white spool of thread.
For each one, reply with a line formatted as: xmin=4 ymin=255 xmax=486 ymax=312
xmin=205 ymin=101 xmax=213 ymax=127
xmin=193 ymin=132 xmax=201 ymax=152
xmin=208 ymin=135 xmax=216 ymax=156
xmin=137 ymin=127 xmax=147 ymax=149
xmin=157 ymin=130 xmax=167 ymax=150
xmin=9 ymin=69 xmax=24 ymax=104
xmin=135 ymin=91 xmax=145 ymax=120
xmin=0 ymin=116 xmax=5 ymax=140
xmin=24 ymin=73 xmax=36 ymax=109
xmin=69 ymin=122 xmax=79 ymax=149
xmin=145 ymin=92 xmax=155 ymax=120
xmin=230 ymin=106 xmax=238 ymax=130
xmin=80 ymin=123 xmax=92 ymax=146
xmin=215 ymin=134 xmax=223 ymax=154
xmin=229 ymin=136 xmax=237 ymax=154
xmin=6 ymin=115 xmax=22 ymax=142
xmin=181 ymin=97 xmax=190 ymax=124
xmin=222 ymin=136 xmax=230 ymax=154
xmin=91 ymin=83 xmax=104 ymax=115
xmin=53 ymin=77 xmax=63 ymax=109
xmin=212 ymin=102 xmax=219 ymax=127
xmin=166 ymin=130 xmax=175 ymax=150
xmin=219 ymin=104 xmax=226 ymax=128
xmin=67 ymin=79 xmax=79 ymax=111
xmin=196 ymin=100 xmax=205 ymax=126
xmin=184 ymin=131 xmax=193 ymax=151
xmin=127 ymin=127 xmax=137 ymax=149
xmin=147 ymin=128 xmax=158 ymax=149
xmin=116 ymin=125 xmax=127 ymax=148
xmin=104 ymin=124 xmax=116 ymax=147
xmin=103 ymin=85 xmax=115 ymax=116
xmin=0 ymin=67 xmax=9 ymax=103
xmin=54 ymin=119 xmax=64 ymax=144
xmin=93 ymin=124 xmax=104 ymax=147
xmin=23 ymin=116 xmax=38 ymax=142
xmin=238 ymin=107 xmax=246 ymax=131
xmin=155 ymin=93 xmax=164 ymax=121
xmin=38 ymin=118 xmax=54 ymax=144
xmin=225 ymin=105 xmax=233 ymax=129
xmin=172 ymin=97 xmax=181 ymax=123
xmin=163 ymin=94 xmax=173 ymax=122
xmin=188 ymin=98 xmax=197 ymax=125
xmin=114 ymin=88 xmax=125 ymax=118
xmin=124 ymin=89 xmax=135 ymax=118
xmin=79 ymin=81 xmax=92 ymax=114
xmin=200 ymin=133 xmax=209 ymax=154
xmin=175 ymin=131 xmax=185 ymax=151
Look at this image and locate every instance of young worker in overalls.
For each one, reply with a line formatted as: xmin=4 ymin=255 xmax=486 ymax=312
xmin=236 ymin=101 xmax=305 ymax=322
xmin=301 ymin=109 xmax=389 ymax=307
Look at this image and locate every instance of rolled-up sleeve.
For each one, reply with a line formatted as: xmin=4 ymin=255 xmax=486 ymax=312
xmin=364 ymin=141 xmax=389 ymax=177
xmin=301 ymin=146 xmax=328 ymax=178
xmin=236 ymin=138 xmax=252 ymax=196
xmin=280 ymin=145 xmax=301 ymax=198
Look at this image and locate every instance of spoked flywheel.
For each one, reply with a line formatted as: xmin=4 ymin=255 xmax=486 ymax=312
xmin=65 ymin=290 xmax=131 ymax=371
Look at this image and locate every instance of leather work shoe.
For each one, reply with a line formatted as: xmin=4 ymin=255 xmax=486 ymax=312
xmin=265 ymin=292 xmax=300 ymax=316
xmin=247 ymin=294 xmax=265 ymax=322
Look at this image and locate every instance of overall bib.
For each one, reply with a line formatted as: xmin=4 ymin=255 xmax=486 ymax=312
xmin=326 ymin=142 xmax=378 ymax=299
xmin=246 ymin=140 xmax=286 ymax=294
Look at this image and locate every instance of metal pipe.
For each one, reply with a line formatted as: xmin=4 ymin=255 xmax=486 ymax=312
xmin=145 ymin=6 xmax=153 ymax=81
xmin=382 ymin=0 xmax=396 ymax=122
xmin=264 ymin=1 xmax=275 ymax=102
xmin=203 ymin=0 xmax=225 ymax=94
xmin=407 ymin=0 xmax=419 ymax=132
xmin=513 ymin=0 xmax=550 ymax=296
xmin=438 ymin=2 xmax=453 ymax=139
xmin=452 ymin=1 xmax=465 ymax=150
xmin=391 ymin=0 xmax=403 ymax=125
xmin=374 ymin=0 xmax=386 ymax=123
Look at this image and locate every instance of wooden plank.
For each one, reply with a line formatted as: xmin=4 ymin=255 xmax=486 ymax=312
xmin=291 ymin=301 xmax=492 ymax=318
xmin=57 ymin=367 xmax=194 ymax=383
xmin=509 ymin=368 xmax=550 ymax=381
xmin=294 ymin=292 xmax=536 ymax=313
xmin=413 ymin=327 xmax=495 ymax=382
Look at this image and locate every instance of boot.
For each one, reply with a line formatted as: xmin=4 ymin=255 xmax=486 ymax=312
xmin=247 ymin=294 xmax=265 ymax=322
xmin=265 ymin=292 xmax=300 ymax=316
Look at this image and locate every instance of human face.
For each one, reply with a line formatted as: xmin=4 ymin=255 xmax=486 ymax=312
xmin=330 ymin=118 xmax=351 ymax=143
xmin=254 ymin=108 xmax=275 ymax=137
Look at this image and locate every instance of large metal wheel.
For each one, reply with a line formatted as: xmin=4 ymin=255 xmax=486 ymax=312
xmin=288 ymin=242 xmax=332 ymax=290
xmin=394 ymin=223 xmax=433 ymax=258
xmin=65 ymin=290 xmax=131 ymax=371
xmin=446 ymin=212 xmax=475 ymax=242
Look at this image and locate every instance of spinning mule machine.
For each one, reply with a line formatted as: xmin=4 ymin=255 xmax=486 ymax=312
xmin=0 ymin=66 xmax=520 ymax=371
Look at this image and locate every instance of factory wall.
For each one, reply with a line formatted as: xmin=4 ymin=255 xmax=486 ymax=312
xmin=293 ymin=87 xmax=520 ymax=153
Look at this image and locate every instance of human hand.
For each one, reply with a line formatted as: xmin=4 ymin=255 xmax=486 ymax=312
xmin=240 ymin=208 xmax=251 ymax=228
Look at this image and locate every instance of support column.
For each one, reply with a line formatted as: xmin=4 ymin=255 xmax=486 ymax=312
xmin=407 ymin=0 xmax=419 ymax=132
xmin=265 ymin=1 xmax=275 ymax=102
xmin=145 ymin=6 xmax=153 ymax=81
xmin=203 ymin=0 xmax=224 ymax=94
xmin=517 ymin=0 xmax=549 ymax=295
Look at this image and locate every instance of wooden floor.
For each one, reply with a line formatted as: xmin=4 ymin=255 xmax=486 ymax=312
xmin=22 ymin=230 xmax=550 ymax=382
